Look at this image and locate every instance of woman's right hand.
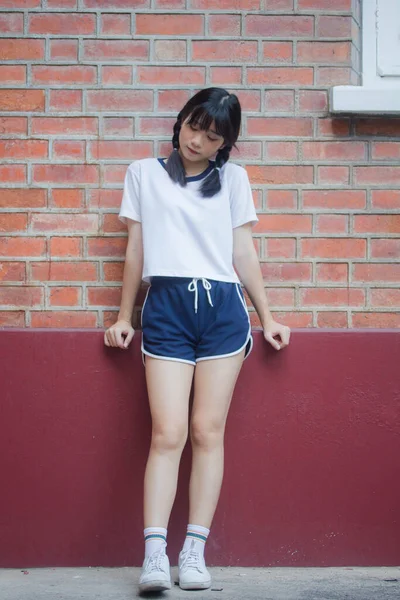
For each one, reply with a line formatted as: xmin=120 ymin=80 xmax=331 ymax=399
xmin=104 ymin=319 xmax=135 ymax=349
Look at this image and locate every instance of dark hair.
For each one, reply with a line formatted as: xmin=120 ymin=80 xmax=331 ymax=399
xmin=164 ymin=87 xmax=241 ymax=198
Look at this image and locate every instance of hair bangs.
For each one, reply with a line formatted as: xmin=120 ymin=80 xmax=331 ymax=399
xmin=186 ymin=105 xmax=232 ymax=144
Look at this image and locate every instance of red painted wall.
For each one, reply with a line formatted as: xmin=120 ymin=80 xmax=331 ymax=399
xmin=1 ymin=329 xmax=399 ymax=568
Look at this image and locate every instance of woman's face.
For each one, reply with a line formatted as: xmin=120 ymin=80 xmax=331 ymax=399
xmin=179 ymin=116 xmax=225 ymax=163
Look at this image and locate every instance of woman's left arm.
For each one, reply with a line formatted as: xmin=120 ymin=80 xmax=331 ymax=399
xmin=233 ymin=223 xmax=291 ymax=351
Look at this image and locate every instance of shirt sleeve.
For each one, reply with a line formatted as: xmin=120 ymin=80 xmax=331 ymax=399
xmin=118 ymin=161 xmax=141 ymax=224
xmin=229 ymin=165 xmax=259 ymax=229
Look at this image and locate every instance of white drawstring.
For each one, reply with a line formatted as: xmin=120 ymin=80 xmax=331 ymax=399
xmin=188 ymin=278 xmax=214 ymax=313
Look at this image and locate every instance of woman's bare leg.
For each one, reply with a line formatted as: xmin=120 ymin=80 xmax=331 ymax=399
xmin=143 ymin=356 xmax=194 ymax=528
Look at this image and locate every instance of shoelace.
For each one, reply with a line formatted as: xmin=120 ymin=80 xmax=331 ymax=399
xmin=187 ymin=278 xmax=214 ymax=314
xmin=147 ymin=549 xmax=166 ymax=574
xmin=181 ymin=540 xmax=204 ymax=573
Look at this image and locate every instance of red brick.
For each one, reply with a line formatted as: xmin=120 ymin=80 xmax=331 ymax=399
xmin=298 ymin=0 xmax=351 ymax=9
xmin=262 ymin=42 xmax=293 ymax=63
xmin=0 ymin=237 xmax=45 ymax=257
xmin=302 ymin=238 xmax=366 ymax=259
xmin=158 ymin=90 xmax=190 ymax=111
xmin=49 ymin=90 xmax=82 ymax=112
xmin=355 ymin=167 xmax=400 ymax=185
xmin=0 ymin=90 xmax=44 ymax=112
xmin=0 ymin=286 xmax=43 ymax=308
xmin=155 ymin=0 xmax=185 ymax=6
xmin=0 ymin=165 xmax=26 ymax=183
xmin=260 ymin=262 xmax=312 ymax=282
xmin=101 ymin=13 xmax=131 ymax=35
xmin=138 ymin=66 xmax=205 ymax=85
xmin=265 ymin=90 xmax=295 ymax=112
xmin=316 ymin=67 xmax=353 ymax=85
xmin=50 ymin=237 xmax=82 ymax=257
xmin=248 ymin=117 xmax=312 ymax=137
xmin=87 ymin=286 xmax=122 ymax=307
xmin=318 ymin=166 xmax=349 ymax=185
xmin=0 ymin=311 xmax=25 ymax=327
xmin=103 ymin=164 xmax=133 ymax=184
xmin=265 ymin=141 xmax=297 ymax=161
xmin=210 ymin=67 xmax=242 ymax=85
xmin=0 ymin=261 xmax=26 ymax=282
xmin=260 ymin=311 xmax=313 ymax=328
xmin=191 ymin=0 xmax=260 ymax=7
xmin=47 ymin=1 xmax=77 ymax=8
xmin=265 ymin=0 xmax=294 ymax=9
xmin=101 ymin=66 xmax=132 ymax=85
xmin=32 ymin=117 xmax=98 ymax=136
xmin=371 ymin=142 xmax=400 ymax=160
xmin=264 ymin=238 xmax=296 ymax=259
xmin=354 ymin=215 xmax=400 ymax=234
xmin=352 ymin=313 xmax=400 ymax=329
xmin=87 ymin=237 xmax=127 ymax=257
xmin=316 ymin=15 xmax=352 ymax=38
xmin=370 ymin=289 xmax=400 ymax=309
xmin=32 ymin=66 xmax=96 ymax=85
xmin=29 ymin=13 xmax=95 ymax=35
xmin=193 ymin=41 xmax=257 ymax=62
xmin=103 ymin=117 xmax=134 ymax=136
xmin=317 ymin=312 xmax=348 ymax=328
xmin=298 ymin=42 xmax=351 ymax=64
xmin=102 ymin=311 xmax=120 ymax=328
xmin=303 ymin=190 xmax=366 ymax=210
xmin=102 ymin=214 xmax=126 ymax=233
xmin=299 ymin=90 xmax=328 ymax=112
xmin=0 ymin=117 xmax=27 ymax=135
xmin=49 ymin=286 xmax=81 ymax=307
xmin=267 ymin=190 xmax=297 ymax=209
xmin=209 ymin=14 xmax=240 ymax=35
xmin=0 ymin=0 xmax=40 ymax=6
xmin=355 ymin=119 xmax=400 ymax=136
xmin=318 ymin=118 xmax=350 ymax=137
xmin=88 ymin=190 xmax=123 ymax=209
xmin=83 ymin=40 xmax=148 ymax=61
xmin=0 ymin=189 xmax=45 ymax=209
xmin=87 ymin=90 xmax=153 ymax=111
xmin=90 ymin=140 xmax=150 ymax=160
xmin=49 ymin=39 xmax=78 ymax=60
xmin=0 ymin=65 xmax=26 ymax=84
xmin=103 ymin=262 xmax=124 ymax=282
xmin=236 ymin=90 xmax=261 ymax=112
xmin=32 ymin=214 xmax=98 ymax=233
xmin=370 ymin=239 xmax=400 ymax=259
xmin=371 ymin=191 xmax=400 ymax=210
xmin=52 ymin=140 xmax=85 ymax=160
xmin=316 ymin=263 xmax=348 ymax=283
xmin=246 ymin=15 xmax=313 ymax=37
xmin=301 ymin=288 xmax=364 ymax=307
xmin=137 ymin=14 xmax=203 ymax=35
xmin=83 ymin=0 xmax=147 ymax=6
xmin=247 ymin=67 xmax=313 ymax=85
xmin=247 ymin=165 xmax=313 ymax=185
xmin=154 ymin=40 xmax=186 ymax=61
xmin=0 ymin=213 xmax=27 ymax=232
xmin=0 ymin=39 xmax=44 ymax=60
xmin=231 ymin=142 xmax=262 ymax=161
xmin=254 ymin=215 xmax=311 ymax=234
xmin=263 ymin=288 xmax=295 ymax=307
xmin=31 ymin=262 xmax=98 ymax=282
xmin=138 ymin=117 xmax=175 ymax=135
xmin=50 ymin=189 xmax=83 ymax=209
xmin=316 ymin=214 xmax=348 ymax=234
xmin=352 ymin=264 xmax=400 ymax=283
xmin=31 ymin=311 xmax=97 ymax=328
xmin=303 ymin=141 xmax=366 ymax=161
xmin=0 ymin=13 xmax=24 ymax=33
xmin=0 ymin=140 xmax=47 ymax=160
xmin=33 ymin=164 xmax=99 ymax=185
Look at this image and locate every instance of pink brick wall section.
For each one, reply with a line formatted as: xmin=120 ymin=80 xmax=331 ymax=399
xmin=0 ymin=0 xmax=399 ymax=330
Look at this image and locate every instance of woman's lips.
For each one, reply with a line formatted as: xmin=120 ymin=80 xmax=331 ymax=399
xmin=187 ymin=147 xmax=199 ymax=155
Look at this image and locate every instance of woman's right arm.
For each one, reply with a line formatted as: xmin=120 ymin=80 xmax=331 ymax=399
xmin=104 ymin=219 xmax=143 ymax=349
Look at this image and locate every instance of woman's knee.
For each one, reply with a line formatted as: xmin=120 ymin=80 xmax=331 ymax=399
xmin=190 ymin=418 xmax=224 ymax=450
xmin=151 ymin=423 xmax=188 ymax=453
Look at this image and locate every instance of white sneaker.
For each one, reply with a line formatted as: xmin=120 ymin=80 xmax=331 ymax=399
xmin=178 ymin=539 xmax=212 ymax=590
xmin=139 ymin=547 xmax=172 ymax=593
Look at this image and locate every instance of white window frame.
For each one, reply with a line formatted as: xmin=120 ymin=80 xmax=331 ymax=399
xmin=330 ymin=0 xmax=400 ymax=114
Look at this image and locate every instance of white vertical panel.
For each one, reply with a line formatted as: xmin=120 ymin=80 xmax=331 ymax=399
xmin=376 ymin=0 xmax=400 ymax=76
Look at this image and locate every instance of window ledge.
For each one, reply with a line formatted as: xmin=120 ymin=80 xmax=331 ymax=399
xmin=330 ymin=86 xmax=400 ymax=114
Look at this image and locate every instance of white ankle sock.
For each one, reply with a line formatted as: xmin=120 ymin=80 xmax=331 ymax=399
xmin=181 ymin=524 xmax=210 ymax=558
xmin=144 ymin=526 xmax=167 ymax=558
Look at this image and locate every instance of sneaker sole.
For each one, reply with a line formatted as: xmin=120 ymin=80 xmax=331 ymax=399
xmin=179 ymin=580 xmax=212 ymax=590
xmin=139 ymin=579 xmax=172 ymax=593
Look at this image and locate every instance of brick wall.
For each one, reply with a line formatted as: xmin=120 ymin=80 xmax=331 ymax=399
xmin=0 ymin=0 xmax=399 ymax=330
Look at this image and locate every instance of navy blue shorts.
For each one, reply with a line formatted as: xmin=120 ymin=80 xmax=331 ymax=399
xmin=141 ymin=276 xmax=253 ymax=366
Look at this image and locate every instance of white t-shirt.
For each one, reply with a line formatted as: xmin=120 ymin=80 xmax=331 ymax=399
xmin=118 ymin=157 xmax=258 ymax=284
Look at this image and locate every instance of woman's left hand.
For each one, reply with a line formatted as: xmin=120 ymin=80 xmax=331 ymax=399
xmin=263 ymin=319 xmax=291 ymax=351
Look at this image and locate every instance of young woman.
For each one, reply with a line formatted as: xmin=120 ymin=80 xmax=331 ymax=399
xmin=104 ymin=87 xmax=290 ymax=593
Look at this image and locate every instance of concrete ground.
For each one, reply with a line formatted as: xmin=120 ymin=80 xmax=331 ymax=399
xmin=0 ymin=567 xmax=399 ymax=600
